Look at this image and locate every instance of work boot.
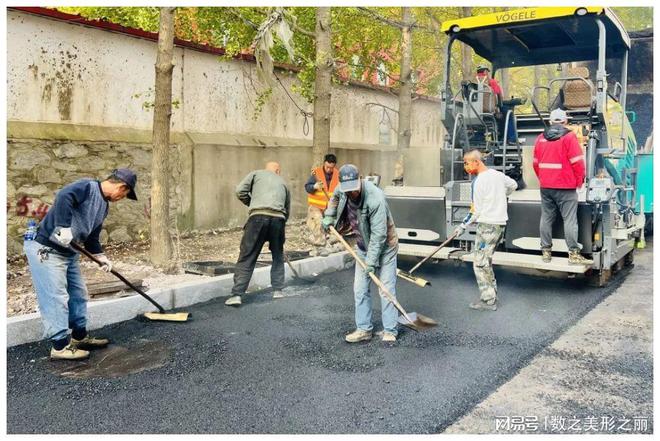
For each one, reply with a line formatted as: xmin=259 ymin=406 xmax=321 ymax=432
xmin=70 ymin=335 xmax=109 ymax=350
xmin=469 ymin=299 xmax=497 ymax=311
xmin=272 ymin=290 xmax=284 ymax=299
xmin=345 ymin=329 xmax=373 ymax=343
xmin=541 ymin=247 xmax=552 ymax=263
xmin=568 ymin=250 xmax=593 ymax=265
xmin=381 ymin=332 xmax=397 ymax=343
xmin=225 ymin=295 xmax=242 ymax=306
xmin=50 ymin=344 xmax=90 ymax=361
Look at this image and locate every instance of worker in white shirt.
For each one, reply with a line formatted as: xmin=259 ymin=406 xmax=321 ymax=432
xmin=454 ymin=150 xmax=517 ymax=311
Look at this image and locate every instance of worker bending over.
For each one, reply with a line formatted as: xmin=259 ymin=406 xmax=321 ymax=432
xmin=323 ymin=164 xmax=400 ymax=342
xmin=226 ymin=161 xmax=291 ymax=306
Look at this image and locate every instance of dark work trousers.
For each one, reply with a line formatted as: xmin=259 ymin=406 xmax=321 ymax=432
xmin=540 ymin=188 xmax=580 ymax=252
xmin=231 ymin=214 xmax=286 ymax=296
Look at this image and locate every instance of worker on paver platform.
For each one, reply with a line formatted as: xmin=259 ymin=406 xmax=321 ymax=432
xmin=475 ymin=64 xmax=504 ymax=109
xmin=304 ymin=153 xmax=340 ymax=256
xmin=322 ymin=164 xmax=400 ymax=343
xmin=455 ymin=150 xmax=517 ymax=311
xmin=533 ymin=108 xmax=592 ymax=265
xmin=24 ymin=168 xmax=138 ymax=360
xmin=226 ymin=161 xmax=291 ymax=307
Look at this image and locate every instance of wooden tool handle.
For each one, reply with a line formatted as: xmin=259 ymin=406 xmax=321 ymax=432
xmin=329 ymin=227 xmax=412 ymax=323
xmin=408 ymin=230 xmax=459 ymax=275
xmin=71 ymin=242 xmax=166 ymax=313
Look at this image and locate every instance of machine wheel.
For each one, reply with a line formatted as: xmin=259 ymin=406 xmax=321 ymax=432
xmin=624 ymin=250 xmax=634 ymax=267
xmin=586 ymin=269 xmax=611 ymax=287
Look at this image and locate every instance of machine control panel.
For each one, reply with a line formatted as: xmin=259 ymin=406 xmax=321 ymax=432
xmin=586 ymin=177 xmax=613 ymax=203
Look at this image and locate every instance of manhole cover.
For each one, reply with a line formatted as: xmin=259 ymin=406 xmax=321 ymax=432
xmin=48 ymin=340 xmax=171 ymax=379
xmin=183 ymin=260 xmax=267 ymax=276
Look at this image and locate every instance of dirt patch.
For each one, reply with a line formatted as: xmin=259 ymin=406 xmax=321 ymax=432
xmin=7 ymin=221 xmax=316 ymax=317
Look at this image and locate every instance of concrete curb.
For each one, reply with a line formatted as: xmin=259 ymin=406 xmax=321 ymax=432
xmin=6 ymin=251 xmax=352 ymax=347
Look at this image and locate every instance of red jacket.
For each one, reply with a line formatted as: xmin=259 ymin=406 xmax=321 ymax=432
xmin=533 ymin=125 xmax=585 ymax=189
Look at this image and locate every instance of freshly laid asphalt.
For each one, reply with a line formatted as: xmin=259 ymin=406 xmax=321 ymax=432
xmin=7 ymin=258 xmax=626 ymax=434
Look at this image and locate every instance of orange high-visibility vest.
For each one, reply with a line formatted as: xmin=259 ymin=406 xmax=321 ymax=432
xmin=307 ymin=166 xmax=339 ymax=210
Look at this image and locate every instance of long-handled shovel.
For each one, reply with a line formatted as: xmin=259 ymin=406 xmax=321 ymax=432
xmin=71 ymin=242 xmax=190 ymax=322
xmin=329 ymin=227 xmax=437 ymax=331
xmin=284 ymin=252 xmax=315 ymax=284
xmin=397 ymin=230 xmax=459 ymax=287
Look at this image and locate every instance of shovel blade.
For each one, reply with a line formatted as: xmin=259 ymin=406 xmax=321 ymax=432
xmin=396 ymin=269 xmax=431 ymax=287
xmin=143 ymin=312 xmax=190 ymax=322
xmin=398 ymin=312 xmax=438 ymax=331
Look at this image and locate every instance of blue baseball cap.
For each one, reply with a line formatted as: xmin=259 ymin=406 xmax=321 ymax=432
xmin=111 ymin=168 xmax=138 ymax=200
xmin=338 ymin=164 xmax=361 ymax=192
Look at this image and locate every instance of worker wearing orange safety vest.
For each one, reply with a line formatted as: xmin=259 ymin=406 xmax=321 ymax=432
xmin=533 ymin=108 xmax=591 ymax=266
xmin=304 ymin=154 xmax=339 ymax=251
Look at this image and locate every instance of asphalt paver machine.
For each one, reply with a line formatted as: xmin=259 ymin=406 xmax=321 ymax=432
xmin=386 ymin=7 xmax=645 ymax=285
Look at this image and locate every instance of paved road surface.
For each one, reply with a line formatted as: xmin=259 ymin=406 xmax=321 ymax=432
xmin=7 ymin=258 xmax=627 ymax=433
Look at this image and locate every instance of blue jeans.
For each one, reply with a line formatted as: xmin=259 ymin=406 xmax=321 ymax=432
xmin=353 ymin=246 xmax=399 ymax=336
xmin=24 ymin=240 xmax=88 ymax=343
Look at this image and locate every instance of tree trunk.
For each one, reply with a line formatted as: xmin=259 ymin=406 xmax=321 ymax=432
xmin=150 ymin=7 xmax=175 ymax=271
xmin=395 ymin=7 xmax=414 ymax=183
xmin=500 ymin=68 xmax=510 ymax=100
xmin=533 ymin=64 xmax=542 ymax=105
xmin=312 ymin=7 xmax=332 ymax=167
xmin=460 ymin=7 xmax=473 ymax=81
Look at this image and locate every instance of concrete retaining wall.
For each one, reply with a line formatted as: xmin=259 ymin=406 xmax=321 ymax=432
xmin=7 ymin=9 xmax=445 ymax=254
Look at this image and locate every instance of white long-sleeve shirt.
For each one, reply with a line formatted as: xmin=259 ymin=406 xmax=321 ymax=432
xmin=470 ymin=168 xmax=517 ymax=225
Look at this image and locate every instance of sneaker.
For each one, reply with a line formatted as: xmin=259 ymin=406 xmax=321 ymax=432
xmin=541 ymin=248 xmax=552 ymax=263
xmin=382 ymin=332 xmax=397 ymax=343
xmin=50 ymin=344 xmax=90 ymax=361
xmin=345 ymin=329 xmax=373 ymax=343
xmin=71 ymin=335 xmax=109 ymax=350
xmin=469 ymin=300 xmax=497 ymax=311
xmin=225 ymin=295 xmax=242 ymax=306
xmin=272 ymin=290 xmax=284 ymax=299
xmin=568 ymin=250 xmax=593 ymax=265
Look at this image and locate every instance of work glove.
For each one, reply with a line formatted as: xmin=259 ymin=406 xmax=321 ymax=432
xmin=364 ymin=265 xmax=376 ymax=275
xmin=93 ymin=254 xmax=113 ymax=273
xmin=321 ymin=216 xmax=335 ymax=232
xmin=51 ymin=226 xmax=73 ymax=247
xmin=313 ymin=181 xmax=324 ymax=191
xmin=453 ymin=224 xmax=466 ymax=237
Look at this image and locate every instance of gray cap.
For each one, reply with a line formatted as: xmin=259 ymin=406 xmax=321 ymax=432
xmin=549 ymin=108 xmax=568 ymax=123
xmin=338 ymin=164 xmax=360 ymax=192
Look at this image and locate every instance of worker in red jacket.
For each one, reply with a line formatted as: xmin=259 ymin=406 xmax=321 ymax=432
xmin=475 ymin=64 xmax=503 ymax=107
xmin=533 ymin=108 xmax=591 ymax=265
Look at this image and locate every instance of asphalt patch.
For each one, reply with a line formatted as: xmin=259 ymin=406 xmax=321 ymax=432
xmin=7 ymin=260 xmax=627 ymax=434
xmin=47 ymin=340 xmax=171 ymax=379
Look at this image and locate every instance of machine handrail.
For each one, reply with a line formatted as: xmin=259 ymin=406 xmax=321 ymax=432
xmin=530 ymin=85 xmax=550 ymax=129
xmin=450 ymin=113 xmax=466 ymax=180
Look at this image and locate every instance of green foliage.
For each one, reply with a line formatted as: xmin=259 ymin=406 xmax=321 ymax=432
xmin=58 ymin=7 xmax=160 ymax=31
xmin=612 ymin=7 xmax=653 ymax=31
xmin=56 ymin=5 xmax=653 ymax=107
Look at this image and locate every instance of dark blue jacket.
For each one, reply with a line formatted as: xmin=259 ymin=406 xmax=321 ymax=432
xmin=36 ymin=179 xmax=109 ymax=255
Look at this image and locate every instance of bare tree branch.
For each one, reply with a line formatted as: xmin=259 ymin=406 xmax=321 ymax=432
xmin=225 ymin=7 xmax=259 ymax=30
xmin=365 ymin=102 xmax=399 ymax=114
xmin=356 ymin=7 xmax=406 ymax=29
